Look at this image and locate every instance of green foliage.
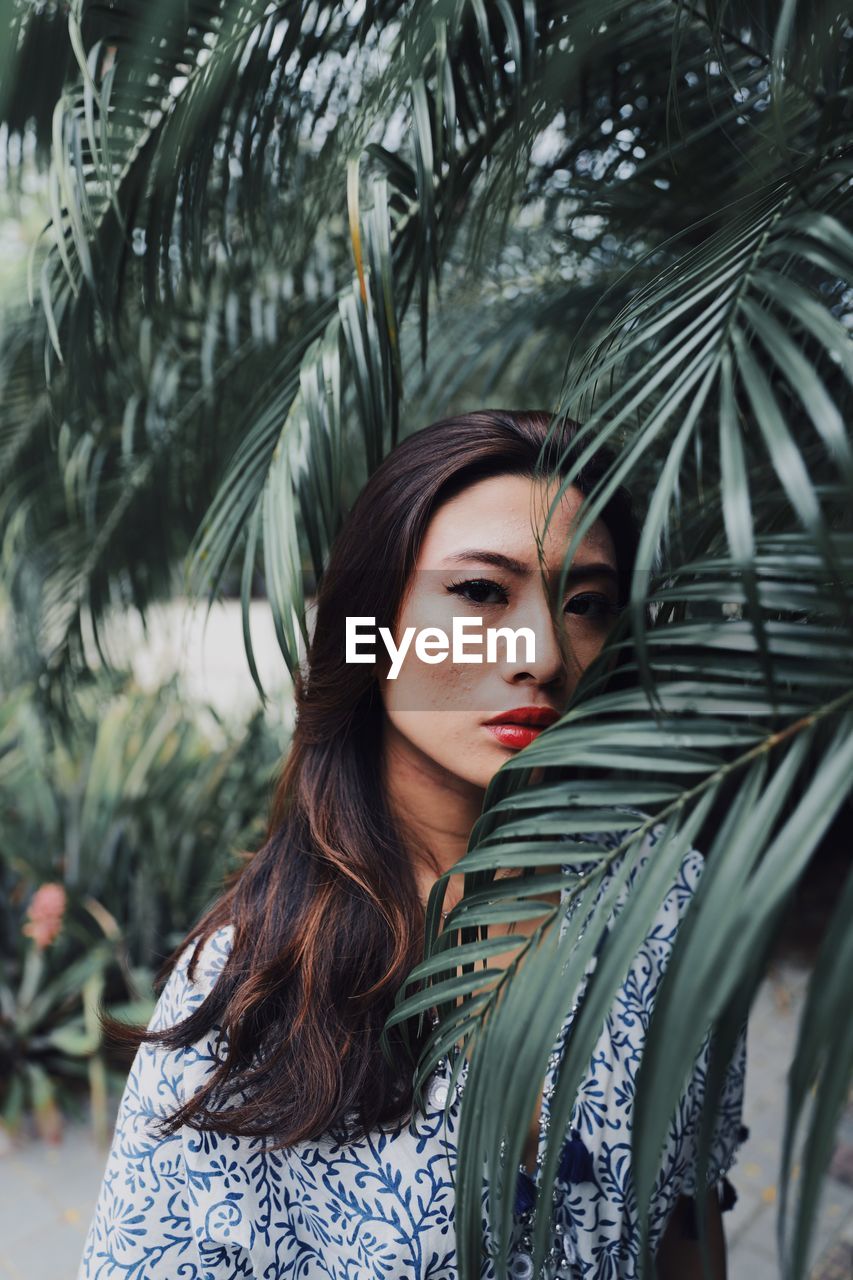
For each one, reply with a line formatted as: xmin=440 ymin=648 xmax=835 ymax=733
xmin=0 ymin=674 xmax=280 ymax=1135
xmin=0 ymin=1 xmax=851 ymax=1276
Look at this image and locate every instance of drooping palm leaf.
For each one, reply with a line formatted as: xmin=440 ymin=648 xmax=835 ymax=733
xmin=391 ymin=521 xmax=853 ymax=1276
xmin=7 ymin=0 xmax=832 ymax=675
xmin=386 ymin=9 xmax=852 ymax=1267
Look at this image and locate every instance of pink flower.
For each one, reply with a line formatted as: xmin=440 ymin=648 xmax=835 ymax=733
xmin=22 ymin=883 xmax=67 ymax=950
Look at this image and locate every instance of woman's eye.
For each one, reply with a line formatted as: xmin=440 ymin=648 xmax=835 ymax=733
xmin=565 ymin=592 xmax=618 ymax=620
xmin=446 ymin=577 xmax=509 ymax=606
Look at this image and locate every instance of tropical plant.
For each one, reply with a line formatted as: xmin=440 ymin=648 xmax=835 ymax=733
xmin=0 ymin=672 xmax=280 ymax=1136
xmin=0 ymin=1 xmax=851 ymax=1277
xmin=0 ymin=880 xmax=127 ymax=1146
xmin=0 ymin=681 xmax=119 ymax=1141
xmin=1 ymin=673 xmax=278 ymax=963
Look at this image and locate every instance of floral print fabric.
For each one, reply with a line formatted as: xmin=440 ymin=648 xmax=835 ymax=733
xmin=78 ymin=823 xmax=747 ymax=1279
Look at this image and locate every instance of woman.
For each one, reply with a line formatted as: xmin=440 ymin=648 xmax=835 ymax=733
xmin=78 ymin=409 xmax=746 ymax=1280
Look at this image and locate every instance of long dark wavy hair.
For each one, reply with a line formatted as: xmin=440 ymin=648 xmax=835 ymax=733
xmin=108 ymin=409 xmax=639 ymax=1146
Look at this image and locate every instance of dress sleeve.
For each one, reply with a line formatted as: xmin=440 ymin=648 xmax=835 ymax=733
xmin=679 ymin=1018 xmax=749 ymax=1199
xmin=76 ymin=927 xmax=234 ymax=1280
xmin=642 ymin=845 xmax=749 ymax=1216
xmin=645 ymin=845 xmax=750 ymax=1201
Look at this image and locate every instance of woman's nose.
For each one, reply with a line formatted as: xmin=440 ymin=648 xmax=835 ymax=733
xmin=501 ymin=589 xmax=568 ymax=687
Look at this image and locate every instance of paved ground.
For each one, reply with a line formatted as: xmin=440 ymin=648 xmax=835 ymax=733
xmin=723 ymin=964 xmax=853 ymax=1280
xmin=1 ymin=957 xmax=851 ymax=1279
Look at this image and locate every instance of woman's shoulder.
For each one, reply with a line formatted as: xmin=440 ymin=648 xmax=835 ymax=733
xmin=616 ymin=813 xmax=706 ymax=931
xmin=149 ymin=923 xmax=235 ymax=1033
xmin=124 ymin=924 xmax=236 ymax=1124
xmin=558 ymin=807 xmax=706 ymax=953
xmin=78 ymin=923 xmax=238 ymax=1280
xmin=563 ymin=807 xmax=705 ymax=887
xmin=637 ymin=818 xmax=705 ymax=905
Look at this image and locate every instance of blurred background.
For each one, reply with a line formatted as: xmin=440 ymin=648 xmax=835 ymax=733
xmin=1 ymin=2 xmax=852 ymax=1277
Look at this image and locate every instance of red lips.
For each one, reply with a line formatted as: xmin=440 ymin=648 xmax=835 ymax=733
xmin=483 ymin=704 xmax=560 ymax=749
xmin=484 ymin=705 xmax=560 ymax=727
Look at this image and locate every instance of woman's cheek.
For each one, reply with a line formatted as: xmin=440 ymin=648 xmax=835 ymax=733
xmin=386 ymin=643 xmax=497 ymax=714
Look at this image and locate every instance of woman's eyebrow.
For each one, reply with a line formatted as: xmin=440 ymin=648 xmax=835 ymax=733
xmin=441 ymin=550 xmax=529 ymax=573
xmin=441 ymin=550 xmax=619 ymax=582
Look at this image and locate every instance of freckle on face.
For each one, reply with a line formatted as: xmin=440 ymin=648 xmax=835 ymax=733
xmin=380 ymin=472 xmax=619 ymax=791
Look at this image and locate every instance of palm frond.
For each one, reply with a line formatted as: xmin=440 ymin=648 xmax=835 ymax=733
xmin=392 ymin=528 xmax=853 ymax=1275
xmin=11 ymin=0 xmax=840 ymax=674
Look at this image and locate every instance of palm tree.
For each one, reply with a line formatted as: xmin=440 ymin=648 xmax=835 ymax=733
xmin=0 ymin=2 xmax=851 ymax=1277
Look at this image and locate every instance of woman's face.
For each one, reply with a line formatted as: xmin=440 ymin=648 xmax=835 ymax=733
xmin=379 ymin=472 xmax=620 ymax=792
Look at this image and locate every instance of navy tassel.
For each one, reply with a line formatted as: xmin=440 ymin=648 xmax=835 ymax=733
xmin=513 ymin=1128 xmax=595 ymax=1218
xmin=558 ymin=1129 xmax=595 ymax=1184
xmin=514 ymin=1169 xmax=537 ymax=1216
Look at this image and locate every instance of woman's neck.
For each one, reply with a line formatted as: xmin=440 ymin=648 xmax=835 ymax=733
xmin=381 ymin=720 xmax=485 ymax=904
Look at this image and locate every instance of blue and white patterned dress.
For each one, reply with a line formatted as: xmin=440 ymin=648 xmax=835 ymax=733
xmin=78 ymin=823 xmax=747 ymax=1279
